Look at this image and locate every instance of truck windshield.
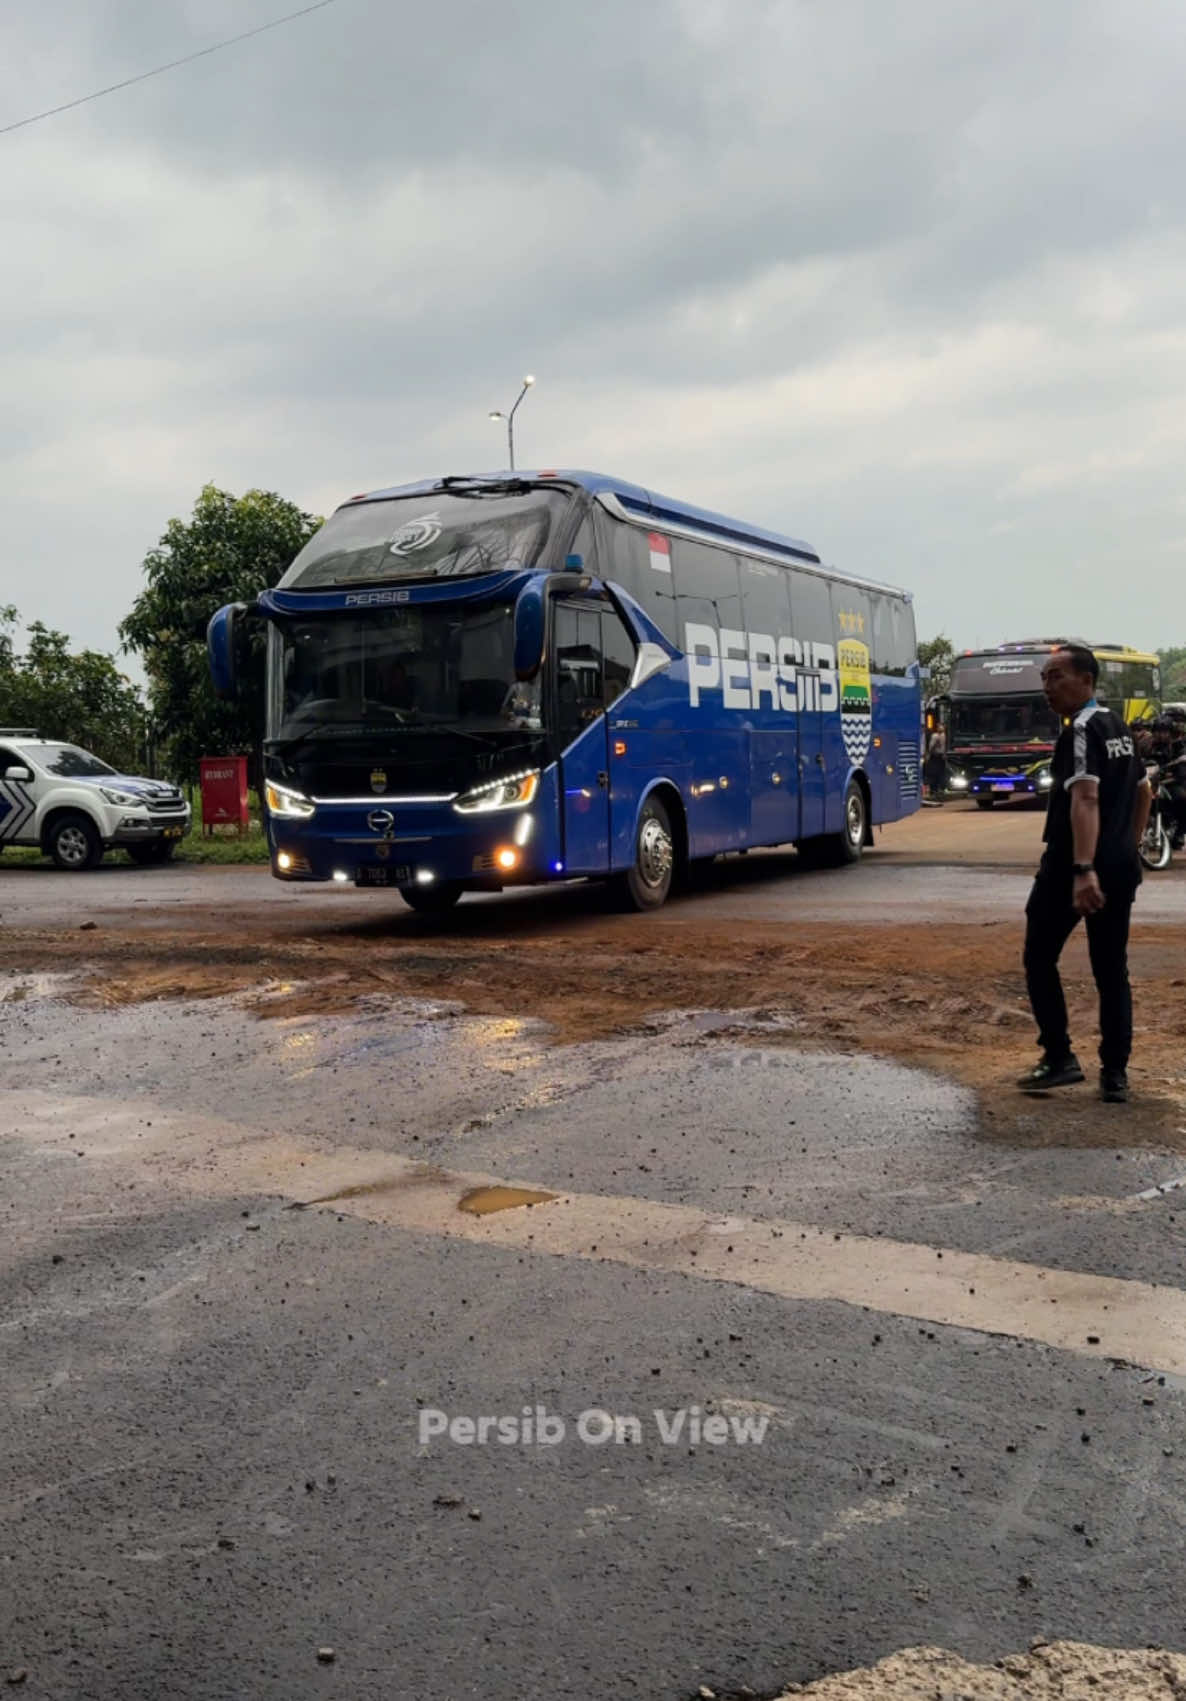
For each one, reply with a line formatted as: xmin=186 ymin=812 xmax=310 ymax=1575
xmin=950 ymin=696 xmax=1060 ymax=743
xmin=267 ymin=603 xmax=541 ymax=746
xmin=279 ymin=487 xmax=573 ymax=590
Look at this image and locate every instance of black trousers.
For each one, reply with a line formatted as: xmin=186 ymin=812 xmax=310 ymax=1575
xmin=1023 ymin=874 xmax=1135 ymax=1071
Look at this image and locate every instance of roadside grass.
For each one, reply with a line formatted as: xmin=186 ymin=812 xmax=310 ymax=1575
xmin=1 ymin=788 xmax=272 ymax=869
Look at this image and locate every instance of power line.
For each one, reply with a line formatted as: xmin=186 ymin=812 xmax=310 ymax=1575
xmin=1 ymin=0 xmax=343 ymax=138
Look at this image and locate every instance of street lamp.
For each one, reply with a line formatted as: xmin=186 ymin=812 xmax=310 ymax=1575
xmin=488 ymin=374 xmax=535 ymax=471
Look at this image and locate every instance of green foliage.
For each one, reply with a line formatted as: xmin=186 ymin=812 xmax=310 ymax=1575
xmin=917 ymin=633 xmax=954 ymax=697
xmin=1159 ymin=645 xmax=1186 ymax=700
xmin=0 ymin=609 xmax=148 ymax=771
xmin=119 ymin=484 xmax=322 ymax=783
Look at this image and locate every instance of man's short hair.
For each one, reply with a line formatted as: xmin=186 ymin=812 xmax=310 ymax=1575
xmin=1055 ymin=643 xmax=1099 ymax=684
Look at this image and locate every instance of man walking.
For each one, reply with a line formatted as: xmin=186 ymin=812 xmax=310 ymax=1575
xmin=1018 ymin=644 xmax=1151 ymax=1103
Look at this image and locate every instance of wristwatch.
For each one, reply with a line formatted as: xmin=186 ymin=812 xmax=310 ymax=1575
xmin=1072 ymin=862 xmax=1094 ymax=876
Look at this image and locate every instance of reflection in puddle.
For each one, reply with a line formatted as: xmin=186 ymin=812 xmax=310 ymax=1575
xmin=458 ymin=1185 xmax=559 ymax=1215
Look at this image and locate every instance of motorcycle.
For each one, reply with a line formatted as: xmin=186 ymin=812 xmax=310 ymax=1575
xmin=1139 ymin=764 xmax=1179 ymax=871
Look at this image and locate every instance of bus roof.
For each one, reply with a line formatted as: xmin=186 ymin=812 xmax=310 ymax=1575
xmin=349 ymin=468 xmax=823 ymax=560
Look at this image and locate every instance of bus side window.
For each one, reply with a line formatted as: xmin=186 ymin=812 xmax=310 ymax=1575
xmin=601 ymin=610 xmax=636 ymax=707
xmin=672 ymin=538 xmax=743 ymax=650
xmin=593 ymin=509 xmax=679 ymax=645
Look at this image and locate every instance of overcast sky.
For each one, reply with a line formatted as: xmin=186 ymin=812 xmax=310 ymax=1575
xmin=3 ymin=0 xmax=1186 ymax=675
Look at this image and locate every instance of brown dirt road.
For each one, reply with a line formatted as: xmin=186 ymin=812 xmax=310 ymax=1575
xmin=3 ymin=801 xmax=1184 ymax=1153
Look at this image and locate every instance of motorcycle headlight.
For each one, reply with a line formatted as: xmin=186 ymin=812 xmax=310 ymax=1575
xmin=454 ymin=770 xmax=540 ymax=813
xmin=265 ymin=781 xmax=315 ymax=819
xmin=100 ymin=787 xmax=141 ymax=806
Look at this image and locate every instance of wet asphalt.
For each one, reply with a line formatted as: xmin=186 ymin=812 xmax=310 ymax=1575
xmin=3 ymin=862 xmax=1186 ymax=1699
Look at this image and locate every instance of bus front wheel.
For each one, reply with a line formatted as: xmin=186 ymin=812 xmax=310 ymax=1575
xmin=618 ymin=796 xmax=675 ymax=910
xmin=399 ymin=881 xmax=463 ymax=915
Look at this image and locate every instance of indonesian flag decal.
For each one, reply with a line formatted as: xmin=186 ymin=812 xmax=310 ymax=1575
xmin=648 ymin=532 xmax=671 ymax=573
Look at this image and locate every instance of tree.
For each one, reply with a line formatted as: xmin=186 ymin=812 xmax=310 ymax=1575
xmin=917 ymin=633 xmax=954 ymax=697
xmin=0 ymin=610 xmax=148 ymax=771
xmin=1159 ymin=645 xmax=1186 ymax=700
xmin=120 ymin=485 xmax=322 ymax=786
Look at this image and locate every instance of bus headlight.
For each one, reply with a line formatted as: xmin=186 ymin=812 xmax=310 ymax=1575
xmin=265 ymin=781 xmax=315 ymax=819
xmin=1036 ymin=768 xmax=1053 ymax=790
xmin=453 ymin=770 xmax=540 ymax=813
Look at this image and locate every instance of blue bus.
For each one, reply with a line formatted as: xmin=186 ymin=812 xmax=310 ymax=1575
xmin=208 ymin=471 xmax=921 ymax=912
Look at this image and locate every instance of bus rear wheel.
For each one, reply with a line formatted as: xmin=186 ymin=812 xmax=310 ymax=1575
xmin=399 ymin=881 xmax=463 ymax=915
xmin=618 ymin=796 xmax=675 ymax=910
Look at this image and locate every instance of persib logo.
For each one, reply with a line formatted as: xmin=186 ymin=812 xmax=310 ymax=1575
xmin=684 ymin=623 xmax=838 ymax=713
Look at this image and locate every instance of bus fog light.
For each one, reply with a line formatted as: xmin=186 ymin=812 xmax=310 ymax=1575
xmin=277 ymin=851 xmax=293 ymax=871
xmin=332 ymin=869 xmax=350 ymax=883
xmin=415 ymin=868 xmax=436 ymax=885
xmin=496 ymin=847 xmax=519 ymax=871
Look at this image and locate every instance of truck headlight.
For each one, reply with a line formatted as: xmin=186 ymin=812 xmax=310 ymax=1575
xmin=101 ymin=787 xmax=141 ymax=806
xmin=453 ymin=770 xmax=540 ymax=813
xmin=265 ymin=781 xmax=315 ymax=819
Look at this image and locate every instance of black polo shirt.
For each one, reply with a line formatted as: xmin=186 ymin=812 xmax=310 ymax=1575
xmin=1041 ymin=701 xmax=1143 ymax=887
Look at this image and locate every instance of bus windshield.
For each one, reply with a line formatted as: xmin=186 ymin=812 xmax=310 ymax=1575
xmin=950 ymin=694 xmax=1060 ymax=744
xmin=279 ymin=487 xmax=573 ymax=590
xmin=267 ymin=603 xmax=542 ymax=747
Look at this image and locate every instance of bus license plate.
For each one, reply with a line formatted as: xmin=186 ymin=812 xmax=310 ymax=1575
xmin=356 ymin=865 xmax=411 ymax=887
xmin=992 ymin=783 xmax=1012 ymax=793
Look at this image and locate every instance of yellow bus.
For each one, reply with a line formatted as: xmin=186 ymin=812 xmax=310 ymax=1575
xmin=1091 ymin=643 xmax=1161 ymax=724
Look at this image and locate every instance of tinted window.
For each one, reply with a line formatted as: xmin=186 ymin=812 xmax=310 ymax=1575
xmin=672 ymin=538 xmax=742 ymax=640
xmin=282 ymin=489 xmax=573 ymax=588
xmin=869 ymin=592 xmax=913 ymax=676
xmin=601 ymin=609 xmax=636 ymax=707
xmin=553 ymin=603 xmax=605 ymax=743
xmin=593 ymin=511 xmax=679 ymax=644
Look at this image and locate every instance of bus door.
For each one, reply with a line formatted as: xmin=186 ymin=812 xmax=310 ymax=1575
xmin=552 ymin=601 xmax=611 ymax=873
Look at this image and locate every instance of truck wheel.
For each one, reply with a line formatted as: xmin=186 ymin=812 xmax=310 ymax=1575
xmin=126 ymin=841 xmax=176 ymax=866
xmin=399 ymin=881 xmax=463 ymax=915
xmin=617 ymin=795 xmax=675 ymax=910
xmin=48 ymin=813 xmax=103 ymax=871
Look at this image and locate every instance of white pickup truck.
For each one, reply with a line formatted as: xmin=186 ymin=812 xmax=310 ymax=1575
xmin=0 ymin=729 xmax=192 ymax=870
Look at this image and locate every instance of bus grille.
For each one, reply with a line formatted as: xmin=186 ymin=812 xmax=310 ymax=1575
xmin=899 ymin=739 xmax=920 ymax=800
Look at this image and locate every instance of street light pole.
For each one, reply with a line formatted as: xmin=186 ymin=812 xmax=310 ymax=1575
xmin=488 ymin=374 xmax=535 ymax=470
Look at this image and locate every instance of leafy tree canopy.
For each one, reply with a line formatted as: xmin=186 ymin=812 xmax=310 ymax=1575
xmin=917 ymin=633 xmax=954 ymax=697
xmin=1159 ymin=645 xmax=1186 ymax=700
xmin=0 ymin=608 xmax=148 ymax=773
xmin=119 ymin=484 xmax=321 ymax=782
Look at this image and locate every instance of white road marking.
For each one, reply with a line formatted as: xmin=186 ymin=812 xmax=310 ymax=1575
xmin=5 ymin=1089 xmax=1186 ymax=1376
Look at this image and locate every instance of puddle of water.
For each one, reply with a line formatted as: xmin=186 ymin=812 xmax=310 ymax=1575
xmin=457 ymin=1184 xmax=559 ymax=1215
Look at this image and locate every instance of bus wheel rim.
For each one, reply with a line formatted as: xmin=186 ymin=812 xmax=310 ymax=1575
xmin=846 ymin=792 xmax=864 ymax=844
xmin=638 ymin=817 xmax=673 ymax=887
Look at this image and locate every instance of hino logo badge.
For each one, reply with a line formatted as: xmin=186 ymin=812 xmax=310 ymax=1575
xmin=367 ymin=809 xmax=395 ymax=834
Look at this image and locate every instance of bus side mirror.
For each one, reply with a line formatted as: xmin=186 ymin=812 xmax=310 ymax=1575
xmin=208 ymin=602 xmax=250 ymax=700
xmin=513 ymin=583 xmax=546 ymax=681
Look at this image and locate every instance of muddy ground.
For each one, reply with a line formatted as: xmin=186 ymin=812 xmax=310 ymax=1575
xmin=4 ymin=802 xmax=1185 ymax=1154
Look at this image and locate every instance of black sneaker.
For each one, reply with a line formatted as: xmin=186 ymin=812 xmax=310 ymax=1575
xmin=1100 ymin=1068 xmax=1129 ymax=1103
xmin=1017 ymin=1054 xmax=1085 ymax=1092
